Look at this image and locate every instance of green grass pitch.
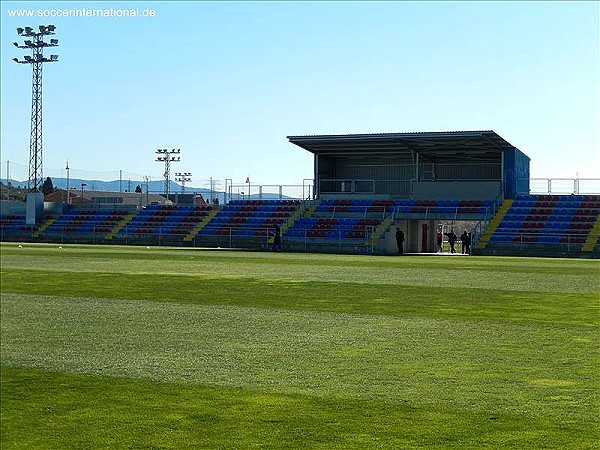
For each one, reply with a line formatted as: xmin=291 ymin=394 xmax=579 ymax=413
xmin=1 ymin=242 xmax=598 ymax=449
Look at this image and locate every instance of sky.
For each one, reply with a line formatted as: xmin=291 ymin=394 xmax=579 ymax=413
xmin=1 ymin=0 xmax=598 ymax=190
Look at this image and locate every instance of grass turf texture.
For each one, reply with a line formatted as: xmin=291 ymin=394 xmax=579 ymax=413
xmin=1 ymin=243 xmax=599 ymax=448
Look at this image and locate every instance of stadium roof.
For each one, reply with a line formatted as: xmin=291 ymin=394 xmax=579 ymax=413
xmin=287 ymin=130 xmax=522 ymax=162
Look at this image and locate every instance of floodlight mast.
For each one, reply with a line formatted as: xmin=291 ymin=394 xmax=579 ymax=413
xmin=13 ymin=25 xmax=59 ymax=192
xmin=155 ymin=148 xmax=181 ymax=200
xmin=174 ymin=172 xmax=192 ymax=193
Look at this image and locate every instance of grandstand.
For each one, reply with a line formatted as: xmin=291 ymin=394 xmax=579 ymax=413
xmin=1 ymin=131 xmax=598 ymax=257
xmin=476 ymin=194 xmax=600 ymax=256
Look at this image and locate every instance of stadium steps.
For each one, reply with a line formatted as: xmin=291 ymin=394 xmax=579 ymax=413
xmin=183 ymin=209 xmax=218 ymax=241
xmin=105 ymin=213 xmax=135 ymax=240
xmin=476 ymin=199 xmax=513 ymax=249
xmin=32 ymin=217 xmax=56 ymax=238
xmin=581 ymin=217 xmax=600 ymax=252
xmin=283 ymin=200 xmax=313 ymax=234
xmin=304 ymin=202 xmax=317 ymax=218
xmin=370 ymin=216 xmax=394 ymax=245
xmin=271 ymin=207 xmax=303 ymax=244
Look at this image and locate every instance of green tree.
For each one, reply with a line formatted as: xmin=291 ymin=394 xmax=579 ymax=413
xmin=41 ymin=177 xmax=54 ymax=195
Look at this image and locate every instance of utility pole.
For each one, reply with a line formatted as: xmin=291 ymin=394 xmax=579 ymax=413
xmin=5 ymin=161 xmax=10 ymax=200
xmin=143 ymin=175 xmax=150 ymax=206
xmin=13 ymin=25 xmax=59 ymax=192
xmin=66 ymin=160 xmax=70 ymax=204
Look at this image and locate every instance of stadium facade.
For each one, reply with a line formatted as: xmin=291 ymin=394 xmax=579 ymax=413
xmin=1 ymin=130 xmax=599 ymax=258
xmin=288 ymin=130 xmax=529 ymax=201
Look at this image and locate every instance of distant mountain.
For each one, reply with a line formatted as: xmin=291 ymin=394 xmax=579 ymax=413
xmin=48 ymin=177 xmax=198 ymax=194
xmin=3 ymin=178 xmax=294 ymax=201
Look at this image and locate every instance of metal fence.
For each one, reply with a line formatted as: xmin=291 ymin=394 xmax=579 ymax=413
xmin=0 ymin=224 xmax=379 ymax=253
xmin=224 ymin=180 xmax=314 ymax=202
xmin=484 ymin=231 xmax=597 ymax=251
xmin=529 ymin=178 xmax=600 ymax=195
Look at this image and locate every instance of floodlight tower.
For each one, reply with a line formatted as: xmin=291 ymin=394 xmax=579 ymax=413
xmin=174 ymin=172 xmax=192 ymax=193
xmin=155 ymin=148 xmax=180 ymax=199
xmin=13 ymin=25 xmax=59 ymax=192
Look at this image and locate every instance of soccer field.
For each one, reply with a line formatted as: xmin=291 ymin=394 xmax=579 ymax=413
xmin=1 ymin=243 xmax=598 ymax=449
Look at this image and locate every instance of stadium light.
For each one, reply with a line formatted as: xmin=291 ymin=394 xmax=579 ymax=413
xmin=155 ymin=148 xmax=181 ymax=200
xmin=175 ymin=172 xmax=192 ymax=193
xmin=13 ymin=24 xmax=58 ymax=192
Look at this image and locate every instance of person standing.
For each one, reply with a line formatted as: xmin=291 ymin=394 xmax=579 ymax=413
xmin=436 ymin=227 xmax=443 ymax=253
xmin=272 ymin=225 xmax=282 ymax=251
xmin=461 ymin=231 xmax=469 ymax=254
xmin=465 ymin=232 xmax=471 ymax=254
xmin=395 ymin=227 xmax=405 ymax=255
xmin=445 ymin=229 xmax=457 ymax=253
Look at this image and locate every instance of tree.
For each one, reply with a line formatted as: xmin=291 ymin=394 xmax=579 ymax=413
xmin=41 ymin=177 xmax=54 ymax=195
xmin=135 ymin=184 xmax=142 ymax=193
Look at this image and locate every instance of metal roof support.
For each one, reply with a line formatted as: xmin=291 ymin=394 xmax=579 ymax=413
xmin=314 ymin=154 xmax=320 ymax=198
xmin=500 ymin=150 xmax=504 ymax=197
xmin=416 ymin=152 xmax=420 ymax=182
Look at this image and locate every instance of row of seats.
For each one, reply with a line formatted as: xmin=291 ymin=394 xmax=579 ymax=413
xmin=197 ymin=200 xmax=301 ymax=237
xmin=44 ymin=209 xmax=130 ymax=234
xmin=116 ymin=205 xmax=212 ymax=236
xmin=4 ymin=195 xmax=597 ymax=250
xmin=286 ymin=217 xmax=381 ymax=239
xmin=0 ymin=215 xmax=29 ymax=232
xmin=491 ymin=195 xmax=600 ymax=245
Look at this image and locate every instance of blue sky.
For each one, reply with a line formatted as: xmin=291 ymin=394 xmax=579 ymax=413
xmin=1 ymin=1 xmax=598 ymax=188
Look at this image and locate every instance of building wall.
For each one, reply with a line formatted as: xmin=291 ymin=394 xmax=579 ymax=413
xmin=413 ymin=181 xmax=502 ymax=200
xmin=503 ymin=147 xmax=531 ymax=198
xmin=316 ymin=154 xmax=504 ymax=199
xmin=0 ymin=201 xmax=27 ymax=216
xmin=381 ymin=219 xmax=437 ymax=253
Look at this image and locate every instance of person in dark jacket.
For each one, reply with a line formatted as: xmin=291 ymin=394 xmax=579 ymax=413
xmin=461 ymin=231 xmax=471 ymax=254
xmin=395 ymin=227 xmax=405 ymax=255
xmin=271 ymin=225 xmax=282 ymax=251
xmin=445 ymin=229 xmax=457 ymax=253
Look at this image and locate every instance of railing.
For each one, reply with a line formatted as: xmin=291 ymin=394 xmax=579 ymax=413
xmin=280 ymin=226 xmax=377 ymax=254
xmin=321 ymin=205 xmax=388 ymax=220
xmin=529 ymin=178 xmax=600 ymax=195
xmin=319 ymin=179 xmax=376 ymax=195
xmin=319 ymin=178 xmax=417 ymax=196
xmin=485 ymin=231 xmax=598 ymax=251
xmin=391 ymin=205 xmax=497 ymax=222
xmin=319 ymin=177 xmax=600 ymax=197
xmin=318 ymin=204 xmax=496 ymax=221
xmin=224 ymin=182 xmax=314 ymax=203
